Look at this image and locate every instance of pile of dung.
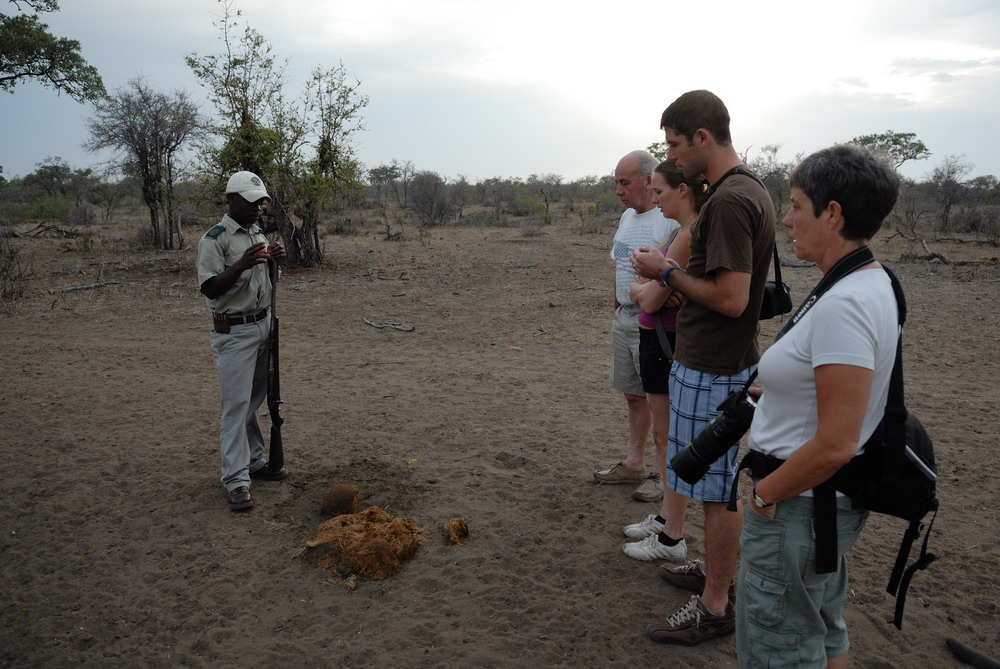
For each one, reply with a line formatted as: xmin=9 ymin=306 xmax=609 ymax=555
xmin=320 ymin=483 xmax=359 ymax=516
xmin=301 ymin=506 xmax=422 ymax=580
xmin=444 ymin=517 xmax=471 ymax=545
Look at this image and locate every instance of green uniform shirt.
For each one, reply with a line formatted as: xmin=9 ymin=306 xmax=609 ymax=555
xmin=195 ymin=214 xmax=272 ymax=315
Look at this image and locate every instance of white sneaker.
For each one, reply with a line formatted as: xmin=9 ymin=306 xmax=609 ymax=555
xmin=622 ymin=533 xmax=687 ymax=562
xmin=623 ymin=514 xmax=664 ymax=539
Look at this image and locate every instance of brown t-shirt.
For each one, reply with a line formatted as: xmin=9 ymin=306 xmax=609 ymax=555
xmin=674 ymin=167 xmax=776 ymax=375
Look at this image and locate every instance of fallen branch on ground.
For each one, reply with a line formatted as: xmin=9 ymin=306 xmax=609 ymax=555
xmin=361 ymin=316 xmax=415 ymax=332
xmin=27 ymin=223 xmax=83 ymax=238
xmin=48 ymin=281 xmax=121 ymax=294
xmin=920 ymin=239 xmax=951 ymax=264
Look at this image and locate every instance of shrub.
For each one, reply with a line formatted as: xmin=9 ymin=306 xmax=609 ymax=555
xmin=24 ymin=196 xmax=70 ymax=221
xmin=0 ymin=238 xmax=33 ymax=313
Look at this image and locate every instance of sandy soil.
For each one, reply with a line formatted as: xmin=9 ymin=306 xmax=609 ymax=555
xmin=1 ymin=214 xmax=998 ymax=668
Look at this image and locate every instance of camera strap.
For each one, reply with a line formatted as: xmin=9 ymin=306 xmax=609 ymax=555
xmin=774 ymin=245 xmax=876 ymax=341
xmin=731 ymin=244 xmax=881 ymax=509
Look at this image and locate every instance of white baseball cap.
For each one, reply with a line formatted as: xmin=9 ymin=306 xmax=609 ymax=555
xmin=225 ymin=171 xmax=270 ymax=202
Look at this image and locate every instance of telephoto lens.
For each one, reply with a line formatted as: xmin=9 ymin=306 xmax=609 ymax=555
xmin=671 ymin=390 xmax=757 ymax=484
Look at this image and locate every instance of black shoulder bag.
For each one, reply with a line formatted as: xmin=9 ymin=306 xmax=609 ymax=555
xmin=705 ymin=167 xmax=791 ymax=320
xmin=759 ymin=245 xmax=793 ymax=320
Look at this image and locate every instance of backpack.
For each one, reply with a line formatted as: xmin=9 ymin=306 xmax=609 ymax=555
xmin=821 ymin=266 xmax=939 ymax=629
xmin=733 ymin=259 xmax=938 ymax=630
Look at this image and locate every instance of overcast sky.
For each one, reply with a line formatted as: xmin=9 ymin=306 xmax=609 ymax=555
xmin=2 ymin=0 xmax=999 ymax=184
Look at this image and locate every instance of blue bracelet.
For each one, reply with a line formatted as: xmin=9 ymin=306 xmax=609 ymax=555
xmin=661 ymin=266 xmax=678 ymax=287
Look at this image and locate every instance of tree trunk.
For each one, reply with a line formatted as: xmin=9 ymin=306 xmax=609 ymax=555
xmin=146 ymin=202 xmax=160 ymax=245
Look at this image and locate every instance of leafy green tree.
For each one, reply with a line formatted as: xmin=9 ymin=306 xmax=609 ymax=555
xmin=187 ymin=0 xmax=367 ymax=266
xmin=293 ymin=64 xmax=367 ymax=262
xmin=22 ymin=155 xmax=71 ymax=197
xmin=185 ymin=0 xmax=285 ymax=179
xmin=527 ymin=173 xmax=562 ymax=220
xmin=850 ymin=130 xmax=930 ymax=170
xmin=0 ymin=0 xmax=105 ymax=102
xmin=647 ymin=141 xmax=668 ymax=162
xmin=368 ymin=163 xmax=401 ymax=217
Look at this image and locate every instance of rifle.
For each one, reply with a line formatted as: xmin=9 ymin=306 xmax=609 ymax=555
xmin=266 ymin=258 xmax=284 ymax=472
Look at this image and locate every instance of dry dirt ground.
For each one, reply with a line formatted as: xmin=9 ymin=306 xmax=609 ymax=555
xmin=1 ymin=213 xmax=998 ymax=668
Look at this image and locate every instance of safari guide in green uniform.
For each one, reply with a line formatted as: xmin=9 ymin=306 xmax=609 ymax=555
xmin=196 ymin=171 xmax=288 ymax=512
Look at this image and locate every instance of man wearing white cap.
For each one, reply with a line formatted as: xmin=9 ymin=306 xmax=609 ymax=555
xmin=196 ymin=171 xmax=288 ymax=512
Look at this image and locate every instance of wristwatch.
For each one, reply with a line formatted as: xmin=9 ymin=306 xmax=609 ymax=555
xmin=752 ymin=486 xmax=774 ymax=509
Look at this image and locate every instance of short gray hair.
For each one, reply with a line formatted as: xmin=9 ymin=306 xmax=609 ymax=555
xmin=790 ymin=144 xmax=900 ymax=241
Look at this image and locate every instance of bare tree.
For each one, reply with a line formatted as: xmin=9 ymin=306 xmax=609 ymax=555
xmin=929 ymin=155 xmax=973 ymax=234
xmin=392 ymin=160 xmax=415 ymax=209
xmin=889 ymin=179 xmax=931 ymax=238
xmin=408 ymin=170 xmax=449 ymax=226
xmin=746 ymin=144 xmax=796 ymax=217
xmin=84 ymin=77 xmax=201 ymax=248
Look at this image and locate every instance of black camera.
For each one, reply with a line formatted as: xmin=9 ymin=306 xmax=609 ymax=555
xmin=671 ymin=388 xmax=757 ymax=484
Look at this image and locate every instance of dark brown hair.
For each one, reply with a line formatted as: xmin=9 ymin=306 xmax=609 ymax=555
xmin=654 ymin=160 xmax=708 ymax=212
xmin=660 ymin=90 xmax=732 ymax=146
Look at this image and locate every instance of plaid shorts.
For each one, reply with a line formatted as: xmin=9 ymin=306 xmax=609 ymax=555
xmin=666 ymin=362 xmax=753 ymax=502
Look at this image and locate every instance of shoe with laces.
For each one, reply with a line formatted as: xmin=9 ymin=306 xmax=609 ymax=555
xmin=646 ymin=595 xmax=735 ymax=645
xmin=623 ymin=514 xmax=664 ymax=539
xmin=659 ymin=560 xmax=737 ymax=600
xmin=622 ymin=533 xmax=687 ymax=562
xmin=594 ymin=461 xmax=646 ymax=484
xmin=632 ymin=473 xmax=664 ymax=502
xmin=228 ymin=486 xmax=253 ymax=512
xmin=659 ymin=559 xmax=707 ymax=592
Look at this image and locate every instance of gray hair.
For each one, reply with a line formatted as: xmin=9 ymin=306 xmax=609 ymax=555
xmin=790 ymin=144 xmax=900 ymax=241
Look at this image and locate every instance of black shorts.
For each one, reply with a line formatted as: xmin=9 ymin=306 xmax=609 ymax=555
xmin=639 ymin=326 xmax=675 ymax=395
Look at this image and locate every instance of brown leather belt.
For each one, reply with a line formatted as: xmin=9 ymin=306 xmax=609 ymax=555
xmin=226 ymin=309 xmax=268 ymax=326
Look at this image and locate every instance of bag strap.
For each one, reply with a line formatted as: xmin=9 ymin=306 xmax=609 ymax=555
xmin=649 ymin=226 xmax=682 ymax=357
xmin=652 ymin=314 xmax=673 ymax=358
xmin=890 ymin=504 xmax=938 ymax=628
xmin=883 ymin=266 xmax=908 ymax=441
xmin=705 ymin=167 xmax=783 ymax=290
xmin=705 ymin=166 xmax=765 ymax=200
xmin=775 ymin=245 xmax=875 ymax=340
xmin=738 ymin=247 xmax=879 ymax=518
xmin=771 ymin=244 xmax=783 ymax=286
xmin=812 ymin=266 xmax=907 ymax=576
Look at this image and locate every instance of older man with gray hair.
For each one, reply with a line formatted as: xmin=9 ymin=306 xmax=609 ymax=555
xmin=594 ymin=150 xmax=678 ymax=504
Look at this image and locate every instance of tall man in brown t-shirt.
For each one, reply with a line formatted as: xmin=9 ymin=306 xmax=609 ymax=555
xmin=631 ymin=90 xmax=776 ymax=645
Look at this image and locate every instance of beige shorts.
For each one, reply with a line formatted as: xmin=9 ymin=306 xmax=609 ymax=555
xmin=609 ymin=304 xmax=644 ymax=396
